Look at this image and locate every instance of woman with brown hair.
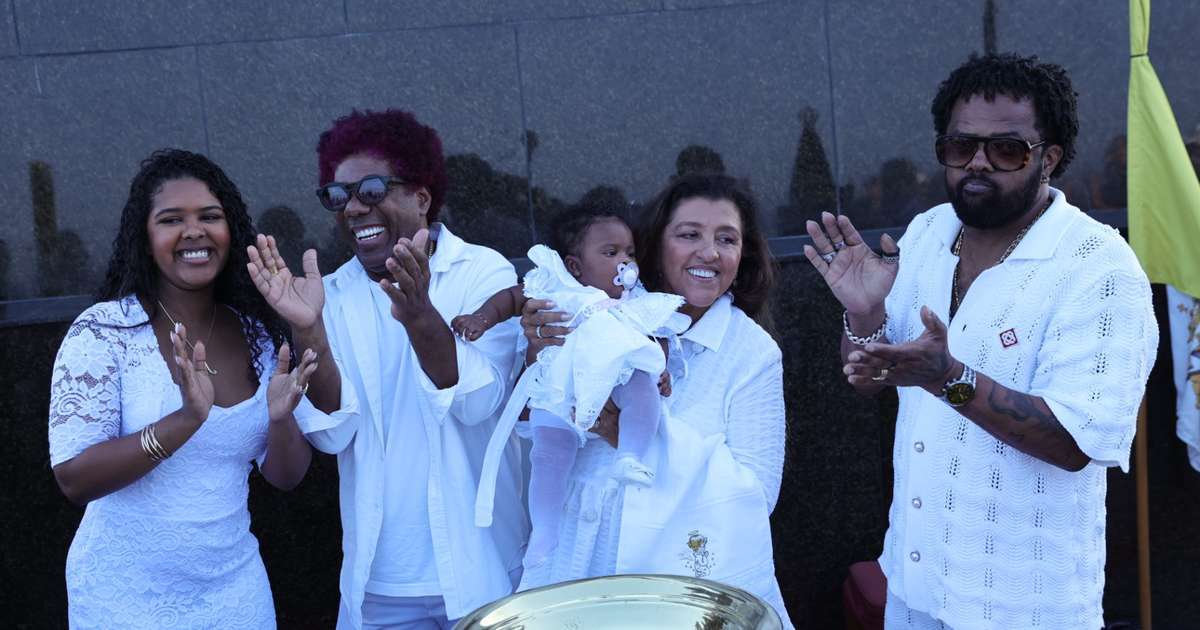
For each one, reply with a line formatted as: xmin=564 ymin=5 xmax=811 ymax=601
xmin=517 ymin=173 xmax=792 ymax=627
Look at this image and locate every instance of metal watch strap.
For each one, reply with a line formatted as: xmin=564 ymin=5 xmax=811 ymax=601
xmin=939 ymin=364 xmax=976 ymax=401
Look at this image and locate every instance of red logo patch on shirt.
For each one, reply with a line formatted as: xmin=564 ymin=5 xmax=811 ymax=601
xmin=999 ymin=328 xmax=1018 ymax=348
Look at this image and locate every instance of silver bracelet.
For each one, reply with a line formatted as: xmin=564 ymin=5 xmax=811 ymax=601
xmin=843 ymin=310 xmax=887 ymax=346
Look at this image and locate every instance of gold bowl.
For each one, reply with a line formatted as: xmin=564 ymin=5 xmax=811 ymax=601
xmin=454 ymin=574 xmax=783 ymax=629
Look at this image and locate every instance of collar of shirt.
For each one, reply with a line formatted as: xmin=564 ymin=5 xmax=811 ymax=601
xmin=929 ymin=186 xmax=1077 ymax=261
xmin=681 ymin=293 xmax=733 ymax=354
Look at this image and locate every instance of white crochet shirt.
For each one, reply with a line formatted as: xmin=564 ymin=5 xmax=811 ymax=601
xmin=879 ymin=190 xmax=1158 ymax=630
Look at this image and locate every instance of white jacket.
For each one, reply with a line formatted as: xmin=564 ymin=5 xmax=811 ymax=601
xmin=295 ymin=226 xmax=528 ymax=627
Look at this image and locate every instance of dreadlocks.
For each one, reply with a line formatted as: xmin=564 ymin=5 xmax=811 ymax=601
xmin=931 ymin=52 xmax=1079 ymax=178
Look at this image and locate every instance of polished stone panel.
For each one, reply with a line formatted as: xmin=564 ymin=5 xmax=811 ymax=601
xmin=518 ymin=1 xmax=834 ymax=237
xmin=997 ymin=1 xmax=1130 ymax=211
xmin=828 ymin=1 xmax=983 ymax=230
xmin=0 ymin=1 xmax=17 ymax=57
xmin=663 ymin=0 xmax=763 ymax=9
xmin=0 ymin=49 xmax=208 ymax=301
xmin=13 ymin=0 xmax=345 ymax=55
xmin=1147 ymin=0 xmax=1200 ymax=158
xmin=346 ymin=0 xmax=659 ymax=31
xmin=198 ymin=25 xmax=532 ymax=262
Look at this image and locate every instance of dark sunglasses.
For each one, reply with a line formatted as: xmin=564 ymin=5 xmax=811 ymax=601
xmin=316 ymin=175 xmax=410 ymax=212
xmin=935 ymin=135 xmax=1046 ymax=172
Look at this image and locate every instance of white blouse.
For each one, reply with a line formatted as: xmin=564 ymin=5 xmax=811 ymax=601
xmin=536 ymin=294 xmax=791 ymax=625
xmin=879 ymin=190 xmax=1158 ymax=629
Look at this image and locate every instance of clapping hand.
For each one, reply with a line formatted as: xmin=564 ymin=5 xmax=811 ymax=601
xmin=267 ymin=343 xmax=319 ymax=423
xmin=170 ymin=322 xmax=214 ymax=425
xmin=247 ymin=234 xmax=324 ymax=330
xmin=379 ymin=229 xmax=437 ymax=328
xmin=843 ymin=306 xmax=958 ymax=394
xmin=803 ymin=211 xmax=899 ymax=316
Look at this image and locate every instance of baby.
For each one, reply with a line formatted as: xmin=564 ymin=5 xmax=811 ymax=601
xmin=457 ymin=207 xmax=686 ymax=570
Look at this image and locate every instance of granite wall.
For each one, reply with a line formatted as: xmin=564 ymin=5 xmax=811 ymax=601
xmin=1 ymin=0 xmax=1197 ymax=300
xmin=2 ymin=1 xmax=1200 ymax=628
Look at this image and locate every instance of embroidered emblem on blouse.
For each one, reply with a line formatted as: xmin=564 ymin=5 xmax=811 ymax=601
xmin=999 ymin=328 xmax=1019 ymax=348
xmin=680 ymin=530 xmax=715 ymax=578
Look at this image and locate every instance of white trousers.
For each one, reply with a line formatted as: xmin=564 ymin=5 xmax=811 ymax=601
xmin=338 ymin=593 xmax=454 ymax=630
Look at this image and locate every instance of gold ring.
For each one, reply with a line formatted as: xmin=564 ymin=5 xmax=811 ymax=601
xmin=301 ymin=383 xmax=309 ymax=395
xmin=871 ymin=368 xmax=889 ymax=382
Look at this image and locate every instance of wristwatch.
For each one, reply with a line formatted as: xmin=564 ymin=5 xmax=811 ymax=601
xmin=940 ymin=363 xmax=976 ymax=407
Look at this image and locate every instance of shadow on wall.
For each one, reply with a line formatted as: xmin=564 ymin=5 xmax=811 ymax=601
xmin=250 ymin=111 xmax=849 ymax=274
xmin=31 ymin=161 xmax=95 ymax=298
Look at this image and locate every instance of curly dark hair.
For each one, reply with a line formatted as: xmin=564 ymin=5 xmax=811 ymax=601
xmin=636 ymin=174 xmax=776 ymax=320
xmin=548 ymin=191 xmax=633 ymax=258
xmin=931 ymin=52 xmax=1079 ymax=178
xmin=316 ymin=109 xmax=449 ymax=223
xmin=97 ymin=149 xmax=289 ymax=383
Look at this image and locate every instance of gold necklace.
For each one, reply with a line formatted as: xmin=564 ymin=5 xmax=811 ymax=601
xmin=950 ymin=200 xmax=1050 ymax=318
xmin=157 ymin=299 xmax=219 ymax=375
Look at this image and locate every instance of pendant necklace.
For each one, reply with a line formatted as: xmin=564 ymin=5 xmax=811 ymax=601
xmin=157 ymin=299 xmax=219 ymax=375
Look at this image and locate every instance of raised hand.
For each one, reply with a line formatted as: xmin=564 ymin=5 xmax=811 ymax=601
xmin=170 ymin=322 xmax=214 ymax=425
xmin=843 ymin=306 xmax=958 ymax=394
xmin=267 ymin=343 xmax=319 ymax=423
xmin=379 ymin=229 xmax=437 ymax=328
xmin=451 ymin=313 xmax=491 ymax=342
xmin=803 ymin=211 xmax=899 ymax=316
xmin=247 ymin=234 xmax=324 ymax=330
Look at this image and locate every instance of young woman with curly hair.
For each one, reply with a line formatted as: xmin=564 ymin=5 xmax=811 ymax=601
xmin=48 ymin=149 xmax=320 ymax=629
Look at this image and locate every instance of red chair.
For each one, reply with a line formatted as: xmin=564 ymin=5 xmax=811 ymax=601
xmin=843 ymin=560 xmax=886 ymax=630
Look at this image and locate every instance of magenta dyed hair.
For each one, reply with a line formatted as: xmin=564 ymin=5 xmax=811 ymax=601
xmin=316 ymin=109 xmax=449 ymax=222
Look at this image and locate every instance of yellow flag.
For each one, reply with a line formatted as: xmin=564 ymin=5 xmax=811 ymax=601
xmin=1128 ymin=0 xmax=1200 ymax=297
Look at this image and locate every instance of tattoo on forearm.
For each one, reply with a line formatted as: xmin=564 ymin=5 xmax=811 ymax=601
xmin=985 ymin=386 xmax=1082 ymax=468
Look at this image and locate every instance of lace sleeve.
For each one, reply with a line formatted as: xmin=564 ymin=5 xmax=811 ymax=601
xmin=48 ymin=317 xmax=125 ymax=466
xmin=724 ymin=343 xmax=786 ymax=513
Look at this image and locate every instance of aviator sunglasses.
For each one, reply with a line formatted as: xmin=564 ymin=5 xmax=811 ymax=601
xmin=935 ymin=135 xmax=1046 ymax=172
xmin=316 ymin=175 xmax=410 ymax=212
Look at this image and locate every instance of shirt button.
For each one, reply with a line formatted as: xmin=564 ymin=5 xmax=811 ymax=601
xmin=583 ymin=509 xmax=598 ymax=523
xmin=910 ymin=551 xmax=921 ymax=563
xmin=911 ymin=497 xmax=922 ymax=509
xmin=914 ymin=441 xmax=925 ymax=453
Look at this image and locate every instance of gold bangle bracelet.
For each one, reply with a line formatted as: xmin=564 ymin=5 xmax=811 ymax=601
xmin=140 ymin=424 xmax=170 ymax=462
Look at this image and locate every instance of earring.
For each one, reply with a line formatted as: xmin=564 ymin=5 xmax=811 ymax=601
xmin=1039 ymin=174 xmax=1050 ymax=184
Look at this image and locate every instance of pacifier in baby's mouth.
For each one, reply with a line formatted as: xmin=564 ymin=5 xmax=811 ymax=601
xmin=613 ymin=261 xmax=640 ymax=290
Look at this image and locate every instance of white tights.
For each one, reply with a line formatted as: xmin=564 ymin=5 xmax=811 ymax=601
xmin=524 ymin=370 xmax=662 ymax=566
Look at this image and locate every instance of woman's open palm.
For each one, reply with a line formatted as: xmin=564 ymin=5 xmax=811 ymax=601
xmin=247 ymin=234 xmax=324 ymax=329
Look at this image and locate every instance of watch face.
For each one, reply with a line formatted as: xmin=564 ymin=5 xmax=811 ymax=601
xmin=945 ymin=382 xmax=975 ymax=406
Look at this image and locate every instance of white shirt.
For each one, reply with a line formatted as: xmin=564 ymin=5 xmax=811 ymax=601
xmin=534 ymin=295 xmax=793 ymax=628
xmin=879 ymin=190 xmax=1158 ymax=630
xmin=295 ymin=226 xmax=528 ymax=627
xmin=364 ymin=287 xmax=438 ymax=596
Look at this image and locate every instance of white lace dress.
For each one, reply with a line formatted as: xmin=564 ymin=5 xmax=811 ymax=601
xmin=48 ymin=297 xmax=278 ymax=629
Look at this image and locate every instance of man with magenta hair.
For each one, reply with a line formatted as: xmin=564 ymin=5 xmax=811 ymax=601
xmin=248 ymin=109 xmax=527 ymax=628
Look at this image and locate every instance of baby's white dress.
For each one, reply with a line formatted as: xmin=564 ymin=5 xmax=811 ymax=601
xmin=475 ymin=244 xmax=685 ymax=526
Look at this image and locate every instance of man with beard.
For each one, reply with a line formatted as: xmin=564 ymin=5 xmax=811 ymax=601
xmin=804 ymin=54 xmax=1158 ymax=629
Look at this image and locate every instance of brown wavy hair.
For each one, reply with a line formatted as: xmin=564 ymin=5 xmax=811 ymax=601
xmin=636 ymin=174 xmax=776 ymax=320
